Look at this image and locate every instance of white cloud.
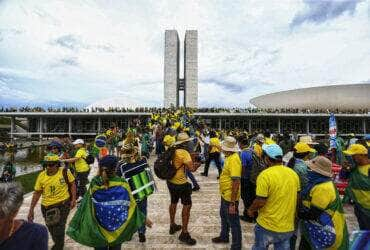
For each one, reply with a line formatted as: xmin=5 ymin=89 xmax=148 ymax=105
xmin=0 ymin=0 xmax=369 ymax=107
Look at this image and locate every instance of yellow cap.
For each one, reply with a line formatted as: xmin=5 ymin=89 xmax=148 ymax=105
xmin=294 ymin=142 xmax=316 ymax=153
xmin=44 ymin=154 xmax=60 ymax=163
xmin=343 ymin=144 xmax=368 ymax=155
xmin=163 ymin=135 xmax=176 ymax=147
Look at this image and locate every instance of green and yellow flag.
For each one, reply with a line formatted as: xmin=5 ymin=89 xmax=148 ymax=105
xmin=67 ymin=176 xmax=145 ymax=247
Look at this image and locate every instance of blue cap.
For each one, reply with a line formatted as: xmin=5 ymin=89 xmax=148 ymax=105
xmin=95 ymin=138 xmax=106 ymax=147
xmin=99 ymin=155 xmax=118 ymax=169
xmin=48 ymin=141 xmax=63 ymax=149
xmin=262 ymin=144 xmax=283 ymax=160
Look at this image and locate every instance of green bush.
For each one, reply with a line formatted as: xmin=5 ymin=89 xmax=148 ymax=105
xmin=15 ymin=170 xmax=42 ymax=194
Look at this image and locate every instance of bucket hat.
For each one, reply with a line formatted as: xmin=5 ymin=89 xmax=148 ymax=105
xmin=307 ymin=156 xmax=333 ymax=177
xmin=221 ymin=136 xmax=240 ymax=152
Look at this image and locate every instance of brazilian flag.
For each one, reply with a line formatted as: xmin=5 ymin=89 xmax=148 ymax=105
xmin=67 ymin=176 xmax=145 ymax=247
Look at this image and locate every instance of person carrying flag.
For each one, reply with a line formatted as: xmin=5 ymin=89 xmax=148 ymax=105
xmin=67 ymin=155 xmax=147 ymax=250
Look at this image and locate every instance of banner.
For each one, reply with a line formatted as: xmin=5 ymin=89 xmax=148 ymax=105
xmin=329 ymin=113 xmax=337 ymax=149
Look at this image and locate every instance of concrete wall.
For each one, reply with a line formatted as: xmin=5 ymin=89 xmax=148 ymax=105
xmin=184 ymin=30 xmax=198 ymax=108
xmin=164 ymin=30 xmax=180 ymax=108
xmin=250 ymin=84 xmax=370 ymax=110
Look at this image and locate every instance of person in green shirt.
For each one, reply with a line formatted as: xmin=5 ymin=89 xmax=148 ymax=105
xmin=343 ymin=144 xmax=370 ymax=230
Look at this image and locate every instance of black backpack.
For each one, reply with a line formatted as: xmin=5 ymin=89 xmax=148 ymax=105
xmin=250 ymin=151 xmax=267 ymax=184
xmin=154 ymin=147 xmax=177 ymax=180
xmin=84 ymin=154 xmax=95 ymax=165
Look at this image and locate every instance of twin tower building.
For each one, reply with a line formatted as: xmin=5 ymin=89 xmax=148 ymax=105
xmin=164 ymin=30 xmax=198 ymax=108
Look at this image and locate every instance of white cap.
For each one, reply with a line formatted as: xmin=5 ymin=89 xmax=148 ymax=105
xmin=73 ymin=139 xmax=84 ymax=145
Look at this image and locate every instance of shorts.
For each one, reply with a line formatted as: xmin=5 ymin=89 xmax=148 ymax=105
xmin=167 ymin=181 xmax=192 ymax=205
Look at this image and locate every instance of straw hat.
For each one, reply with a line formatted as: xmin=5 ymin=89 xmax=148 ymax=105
xmin=221 ymin=136 xmax=240 ymax=152
xmin=174 ymin=132 xmax=193 ymax=145
xmin=307 ymin=156 xmax=333 ymax=177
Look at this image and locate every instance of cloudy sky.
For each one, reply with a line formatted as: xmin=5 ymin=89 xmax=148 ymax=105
xmin=0 ymin=0 xmax=369 ymax=108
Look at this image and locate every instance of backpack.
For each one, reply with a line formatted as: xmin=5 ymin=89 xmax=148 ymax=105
xmin=154 ymin=147 xmax=177 ymax=180
xmin=250 ymin=151 xmax=267 ymax=184
xmin=84 ymin=154 xmax=95 ymax=165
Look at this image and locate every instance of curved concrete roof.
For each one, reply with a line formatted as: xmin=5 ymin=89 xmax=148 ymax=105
xmin=250 ymin=84 xmax=370 ymax=110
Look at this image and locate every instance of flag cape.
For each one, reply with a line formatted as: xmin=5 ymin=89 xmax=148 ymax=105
xmin=302 ymin=184 xmax=349 ymax=250
xmin=344 ymin=168 xmax=370 ymax=217
xmin=67 ymin=176 xmax=145 ymax=247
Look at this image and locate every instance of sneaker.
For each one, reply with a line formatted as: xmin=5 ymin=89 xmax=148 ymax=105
xmin=169 ymin=224 xmax=182 ymax=235
xmin=212 ymin=236 xmax=229 ymax=244
xmin=200 ymin=172 xmax=208 ymax=177
xmin=192 ymin=186 xmax=200 ymax=191
xmin=139 ymin=233 xmax=146 ymax=243
xmin=179 ymin=232 xmax=196 ymax=246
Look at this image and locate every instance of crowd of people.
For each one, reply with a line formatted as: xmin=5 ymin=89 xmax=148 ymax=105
xmin=1 ymin=106 xmax=369 ymax=114
xmin=0 ymin=108 xmax=369 ymax=250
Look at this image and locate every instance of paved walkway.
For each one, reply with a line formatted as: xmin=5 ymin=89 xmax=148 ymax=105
xmin=17 ymin=156 xmax=359 ymax=249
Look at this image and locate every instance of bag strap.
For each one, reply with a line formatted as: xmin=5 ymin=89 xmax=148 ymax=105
xmin=62 ymin=167 xmax=73 ymax=199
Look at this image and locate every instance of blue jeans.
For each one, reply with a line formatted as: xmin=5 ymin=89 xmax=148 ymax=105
xmin=219 ymin=198 xmax=242 ymax=250
xmin=186 ymin=170 xmax=199 ymax=188
xmin=137 ymin=198 xmax=147 ymax=234
xmin=252 ymin=224 xmax=293 ymax=250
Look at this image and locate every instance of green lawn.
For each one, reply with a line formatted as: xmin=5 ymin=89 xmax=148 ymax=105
xmin=15 ymin=170 xmax=42 ymax=194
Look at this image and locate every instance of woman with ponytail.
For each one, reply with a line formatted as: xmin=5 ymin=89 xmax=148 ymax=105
xmin=67 ymin=155 xmax=149 ymax=250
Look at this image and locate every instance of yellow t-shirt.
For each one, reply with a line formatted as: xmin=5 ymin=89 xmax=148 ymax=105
xmin=34 ymin=168 xmax=75 ymax=207
xmin=210 ymin=137 xmax=221 ymax=153
xmin=253 ymin=143 xmax=263 ymax=158
xmin=219 ymin=152 xmax=242 ymax=202
xmin=265 ymin=138 xmax=276 ymax=145
xmin=74 ymin=148 xmax=90 ymax=173
xmin=169 ymin=149 xmax=192 ymax=185
xmin=256 ymin=165 xmax=300 ymax=233
xmin=303 ymin=181 xmax=347 ymax=250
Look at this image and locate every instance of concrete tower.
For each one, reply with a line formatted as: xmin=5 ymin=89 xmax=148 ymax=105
xmin=164 ymin=30 xmax=198 ymax=108
xmin=164 ymin=30 xmax=180 ymax=108
xmin=184 ymin=30 xmax=198 ymax=108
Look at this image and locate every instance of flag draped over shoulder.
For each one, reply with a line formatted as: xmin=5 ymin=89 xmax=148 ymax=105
xmin=302 ymin=186 xmax=349 ymax=250
xmin=67 ymin=176 xmax=145 ymax=248
xmin=344 ymin=168 xmax=370 ymax=217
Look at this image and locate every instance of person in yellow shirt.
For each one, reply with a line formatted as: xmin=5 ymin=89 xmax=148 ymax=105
xmin=62 ymin=139 xmax=90 ymax=200
xmin=264 ymin=130 xmax=276 ymax=145
xmin=201 ymin=130 xmax=222 ymax=178
xmin=167 ymin=132 xmax=200 ymax=246
xmin=28 ymin=154 xmax=76 ymax=250
xmin=299 ymin=156 xmax=349 ymax=250
xmin=253 ymin=134 xmax=265 ymax=158
xmin=248 ymin=144 xmax=300 ymax=250
xmin=212 ymin=136 xmax=242 ymax=250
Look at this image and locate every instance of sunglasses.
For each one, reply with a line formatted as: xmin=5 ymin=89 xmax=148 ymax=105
xmin=46 ymin=163 xmax=57 ymax=167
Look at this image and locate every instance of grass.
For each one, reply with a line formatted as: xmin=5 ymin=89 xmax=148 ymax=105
xmin=15 ymin=170 xmax=42 ymax=194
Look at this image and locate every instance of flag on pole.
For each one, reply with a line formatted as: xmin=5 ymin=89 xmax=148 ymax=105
xmin=329 ymin=113 xmax=337 ymax=149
